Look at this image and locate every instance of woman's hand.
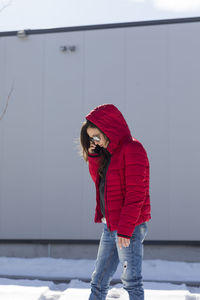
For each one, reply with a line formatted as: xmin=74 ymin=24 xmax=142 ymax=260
xmin=88 ymin=141 xmax=97 ymax=154
xmin=118 ymin=237 xmax=130 ymax=249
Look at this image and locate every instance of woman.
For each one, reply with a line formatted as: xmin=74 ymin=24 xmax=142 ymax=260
xmin=80 ymin=104 xmax=151 ymax=300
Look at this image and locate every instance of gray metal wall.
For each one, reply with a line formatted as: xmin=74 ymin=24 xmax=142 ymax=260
xmin=0 ymin=21 xmax=199 ymax=241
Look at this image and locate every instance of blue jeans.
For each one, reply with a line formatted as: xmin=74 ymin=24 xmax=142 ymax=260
xmin=88 ymin=222 xmax=148 ymax=300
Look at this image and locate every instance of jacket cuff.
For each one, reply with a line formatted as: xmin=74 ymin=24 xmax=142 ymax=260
xmin=88 ymin=152 xmax=100 ymax=157
xmin=117 ymin=233 xmax=131 ymax=239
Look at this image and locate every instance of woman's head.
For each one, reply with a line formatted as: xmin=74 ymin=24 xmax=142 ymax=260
xmin=79 ymin=103 xmax=131 ymax=176
xmin=80 ymin=120 xmax=109 ymax=160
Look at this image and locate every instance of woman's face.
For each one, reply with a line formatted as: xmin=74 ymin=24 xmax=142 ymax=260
xmin=87 ymin=127 xmax=109 ymax=148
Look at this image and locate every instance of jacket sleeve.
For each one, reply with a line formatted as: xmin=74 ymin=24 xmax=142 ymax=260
xmin=88 ymin=152 xmax=101 ymax=183
xmin=117 ymin=142 xmax=148 ymax=239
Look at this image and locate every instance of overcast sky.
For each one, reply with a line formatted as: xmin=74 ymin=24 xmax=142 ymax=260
xmin=0 ymin=0 xmax=200 ymax=32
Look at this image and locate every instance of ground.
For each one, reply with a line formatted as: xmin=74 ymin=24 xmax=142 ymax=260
xmin=0 ymin=257 xmax=199 ymax=299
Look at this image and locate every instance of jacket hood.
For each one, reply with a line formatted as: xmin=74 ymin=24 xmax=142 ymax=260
xmin=85 ymin=104 xmax=132 ymax=154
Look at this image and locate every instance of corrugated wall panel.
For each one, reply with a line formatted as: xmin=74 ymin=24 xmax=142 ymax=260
xmin=41 ymin=31 xmax=84 ymax=239
xmin=0 ymin=35 xmax=44 ymax=238
xmin=0 ymin=22 xmax=199 ymax=240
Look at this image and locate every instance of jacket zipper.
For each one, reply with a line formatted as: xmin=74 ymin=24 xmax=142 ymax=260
xmin=105 ymin=159 xmax=111 ymax=231
xmin=105 ymin=176 xmax=111 ymax=231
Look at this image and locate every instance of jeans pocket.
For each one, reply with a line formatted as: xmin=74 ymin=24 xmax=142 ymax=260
xmin=111 ymin=230 xmax=117 ymax=238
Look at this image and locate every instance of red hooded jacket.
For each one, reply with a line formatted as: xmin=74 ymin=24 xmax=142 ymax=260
xmin=86 ymin=104 xmax=151 ymax=239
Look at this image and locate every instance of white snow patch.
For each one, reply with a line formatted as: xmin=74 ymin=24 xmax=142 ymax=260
xmin=0 ymin=257 xmax=199 ymax=299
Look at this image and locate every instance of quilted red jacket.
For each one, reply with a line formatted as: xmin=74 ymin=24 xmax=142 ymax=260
xmin=86 ymin=104 xmax=151 ymax=239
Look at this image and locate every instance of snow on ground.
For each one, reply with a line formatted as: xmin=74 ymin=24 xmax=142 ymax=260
xmin=0 ymin=257 xmax=200 ymax=283
xmin=0 ymin=257 xmax=199 ymax=299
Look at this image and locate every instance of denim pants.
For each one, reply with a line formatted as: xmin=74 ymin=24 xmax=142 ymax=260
xmin=88 ymin=222 xmax=148 ymax=300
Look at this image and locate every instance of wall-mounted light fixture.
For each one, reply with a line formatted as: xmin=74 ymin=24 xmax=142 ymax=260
xmin=17 ymin=29 xmax=29 ymax=38
xmin=69 ymin=45 xmax=76 ymax=52
xmin=60 ymin=45 xmax=76 ymax=52
xmin=60 ymin=45 xmax=68 ymax=52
